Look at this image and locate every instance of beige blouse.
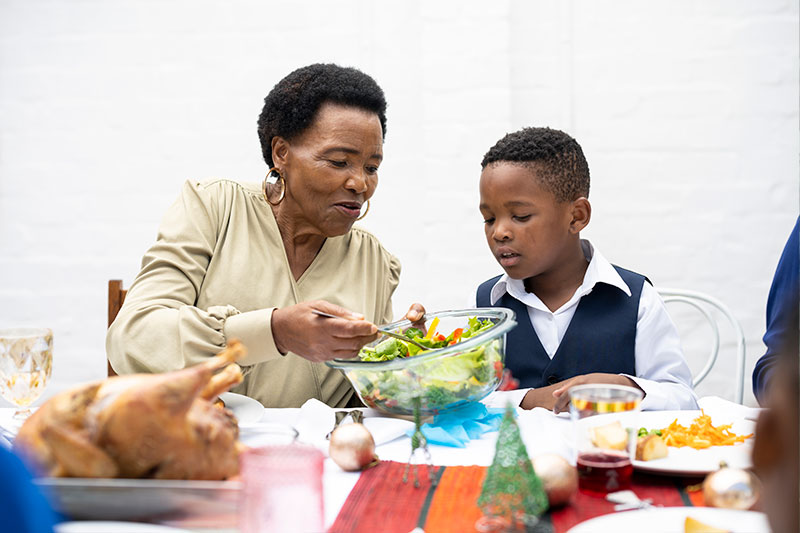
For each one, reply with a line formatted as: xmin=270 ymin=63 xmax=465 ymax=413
xmin=106 ymin=179 xmax=401 ymax=408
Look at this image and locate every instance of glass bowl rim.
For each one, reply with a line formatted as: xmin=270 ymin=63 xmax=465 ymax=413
xmin=325 ymin=307 xmax=516 ymax=371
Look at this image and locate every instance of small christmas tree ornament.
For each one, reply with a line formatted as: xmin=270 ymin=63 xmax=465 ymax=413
xmin=702 ymin=461 xmax=762 ymax=510
xmin=477 ymin=404 xmax=548 ymax=531
xmin=403 ymin=396 xmax=438 ymax=487
xmin=532 ymin=453 xmax=578 ymax=507
xmin=329 ymin=422 xmax=379 ymax=472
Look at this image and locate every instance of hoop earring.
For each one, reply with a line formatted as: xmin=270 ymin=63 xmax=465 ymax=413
xmin=263 ymin=167 xmax=286 ymax=206
xmin=356 ymin=199 xmax=370 ymax=221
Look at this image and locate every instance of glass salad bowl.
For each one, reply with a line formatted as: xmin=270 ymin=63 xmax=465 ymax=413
xmin=326 ymin=308 xmax=516 ymax=416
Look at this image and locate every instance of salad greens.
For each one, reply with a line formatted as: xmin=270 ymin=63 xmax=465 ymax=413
xmin=350 ymin=316 xmax=504 ymax=414
xmin=358 ymin=316 xmax=495 ymax=362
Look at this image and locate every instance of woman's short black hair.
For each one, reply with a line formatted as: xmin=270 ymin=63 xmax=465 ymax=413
xmin=481 ymin=127 xmax=590 ymax=202
xmin=257 ymin=63 xmax=387 ymax=167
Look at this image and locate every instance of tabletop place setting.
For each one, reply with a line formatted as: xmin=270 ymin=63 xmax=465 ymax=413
xmin=0 ymin=310 xmax=771 ymax=533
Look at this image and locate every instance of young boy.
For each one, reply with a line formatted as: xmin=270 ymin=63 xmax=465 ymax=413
xmin=476 ymin=127 xmax=697 ymax=412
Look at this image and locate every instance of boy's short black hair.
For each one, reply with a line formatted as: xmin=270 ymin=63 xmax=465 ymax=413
xmin=481 ymin=127 xmax=590 ymax=202
xmin=257 ymin=63 xmax=387 ymax=167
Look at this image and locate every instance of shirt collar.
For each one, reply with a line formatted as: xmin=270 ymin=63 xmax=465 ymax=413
xmin=489 ymin=239 xmax=631 ymax=306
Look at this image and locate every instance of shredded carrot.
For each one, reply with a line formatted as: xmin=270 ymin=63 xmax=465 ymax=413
xmin=659 ymin=410 xmax=753 ymax=450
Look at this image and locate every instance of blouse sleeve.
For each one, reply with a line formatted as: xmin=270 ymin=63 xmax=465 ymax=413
xmin=106 ymin=180 xmax=283 ymax=374
xmin=379 ymin=251 xmax=402 ymax=325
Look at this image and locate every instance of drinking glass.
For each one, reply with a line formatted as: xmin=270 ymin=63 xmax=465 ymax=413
xmin=569 ymin=384 xmax=643 ymax=495
xmin=0 ymin=328 xmax=53 ymax=420
xmin=239 ymin=443 xmax=324 ymax=533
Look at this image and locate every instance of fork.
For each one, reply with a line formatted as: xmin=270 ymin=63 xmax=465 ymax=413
xmin=311 ymin=309 xmax=430 ymax=351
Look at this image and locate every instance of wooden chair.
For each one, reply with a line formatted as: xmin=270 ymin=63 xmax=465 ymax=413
xmin=107 ymin=279 xmax=127 ymax=377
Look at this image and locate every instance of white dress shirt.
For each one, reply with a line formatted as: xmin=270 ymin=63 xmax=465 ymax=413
xmin=485 ymin=240 xmax=698 ymax=411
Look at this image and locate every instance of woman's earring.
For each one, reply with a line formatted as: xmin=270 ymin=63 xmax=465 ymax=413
xmin=356 ymin=199 xmax=370 ymax=221
xmin=263 ymin=167 xmax=286 ymax=206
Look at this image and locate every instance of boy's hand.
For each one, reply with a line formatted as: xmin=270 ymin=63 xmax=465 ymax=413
xmin=550 ymin=373 xmax=643 ymax=414
xmin=519 ymin=374 xmax=642 ymax=411
xmin=520 ymin=386 xmax=560 ymax=410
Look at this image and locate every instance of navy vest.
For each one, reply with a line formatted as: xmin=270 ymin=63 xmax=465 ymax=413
xmin=476 ymin=267 xmax=647 ymax=389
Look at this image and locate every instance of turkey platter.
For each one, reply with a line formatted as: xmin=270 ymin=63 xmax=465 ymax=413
xmin=14 ymin=341 xmax=246 ymax=480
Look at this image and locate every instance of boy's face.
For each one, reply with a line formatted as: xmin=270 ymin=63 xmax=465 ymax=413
xmin=479 ymin=162 xmax=582 ymax=280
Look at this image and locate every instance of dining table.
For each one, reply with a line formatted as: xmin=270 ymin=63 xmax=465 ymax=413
xmin=0 ymin=392 xmax=766 ymax=533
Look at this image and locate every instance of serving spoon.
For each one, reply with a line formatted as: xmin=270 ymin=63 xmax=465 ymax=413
xmin=311 ymin=309 xmax=430 ymax=351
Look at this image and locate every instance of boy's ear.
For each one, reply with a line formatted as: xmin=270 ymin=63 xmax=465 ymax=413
xmin=569 ymin=197 xmax=591 ymax=234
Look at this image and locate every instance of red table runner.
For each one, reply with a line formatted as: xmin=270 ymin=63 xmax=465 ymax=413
xmin=329 ymin=461 xmax=704 ymax=533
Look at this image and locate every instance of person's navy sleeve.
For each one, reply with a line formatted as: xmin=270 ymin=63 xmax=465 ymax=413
xmin=0 ymin=446 xmax=59 ymax=533
xmin=753 ymin=217 xmax=800 ymax=404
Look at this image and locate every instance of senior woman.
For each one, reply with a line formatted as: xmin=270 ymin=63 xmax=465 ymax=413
xmin=107 ymin=64 xmax=422 ymax=408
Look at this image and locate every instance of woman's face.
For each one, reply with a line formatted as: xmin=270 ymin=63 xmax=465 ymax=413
xmin=273 ymin=102 xmax=383 ymax=237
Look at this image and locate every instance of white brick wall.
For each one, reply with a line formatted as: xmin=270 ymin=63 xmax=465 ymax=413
xmin=0 ymin=0 xmax=796 ymax=406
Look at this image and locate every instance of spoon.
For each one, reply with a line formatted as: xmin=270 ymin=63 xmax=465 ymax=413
xmin=311 ymin=309 xmax=430 ymax=351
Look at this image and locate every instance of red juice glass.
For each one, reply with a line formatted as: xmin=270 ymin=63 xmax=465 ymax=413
xmin=568 ymin=384 xmax=643 ymax=496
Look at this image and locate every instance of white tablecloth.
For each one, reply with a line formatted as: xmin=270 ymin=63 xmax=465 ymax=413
xmin=0 ymin=395 xmax=762 ymax=532
xmin=241 ymin=401 xmax=576 ymax=529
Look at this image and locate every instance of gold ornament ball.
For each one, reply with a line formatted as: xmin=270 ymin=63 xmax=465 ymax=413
xmin=329 ymin=422 xmax=378 ymax=472
xmin=703 ymin=466 xmax=762 ymax=510
xmin=532 ymin=454 xmax=578 ymax=507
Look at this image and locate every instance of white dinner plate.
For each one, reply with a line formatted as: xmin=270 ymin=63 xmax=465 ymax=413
xmin=56 ymin=521 xmax=192 ymax=533
xmin=631 ymin=410 xmax=755 ymax=475
xmin=566 ymin=507 xmax=769 ymax=533
xmin=220 ymin=392 xmax=264 ymax=426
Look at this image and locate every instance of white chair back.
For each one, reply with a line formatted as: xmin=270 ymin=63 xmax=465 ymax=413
xmin=657 ymin=288 xmax=746 ymax=404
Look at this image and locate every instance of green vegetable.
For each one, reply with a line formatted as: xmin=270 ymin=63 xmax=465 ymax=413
xmin=351 ymin=316 xmax=504 ymax=414
xmin=425 ymin=386 xmax=460 ymax=407
xmin=637 ymin=427 xmax=663 ymax=438
xmin=359 ymin=318 xmax=495 ymax=363
xmin=359 ymin=337 xmax=409 ymax=362
xmin=404 ymin=327 xmax=424 ymax=339
xmin=462 ymin=317 xmax=494 ymax=339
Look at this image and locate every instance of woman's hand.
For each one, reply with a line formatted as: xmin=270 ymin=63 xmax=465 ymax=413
xmin=270 ymin=300 xmax=378 ymax=362
xmin=404 ymin=303 xmax=426 ymax=328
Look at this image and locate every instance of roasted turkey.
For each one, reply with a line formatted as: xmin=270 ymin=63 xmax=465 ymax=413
xmin=14 ymin=341 xmax=246 ymax=480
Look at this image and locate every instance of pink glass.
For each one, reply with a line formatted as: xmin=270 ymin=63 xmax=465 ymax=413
xmin=239 ymin=444 xmax=325 ymax=533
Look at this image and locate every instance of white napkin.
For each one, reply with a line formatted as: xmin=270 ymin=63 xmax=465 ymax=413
xmin=698 ymin=396 xmax=764 ymax=421
xmin=362 ymin=416 xmax=414 ymax=446
xmin=517 ymin=407 xmax=574 ymax=463
xmin=294 ymin=399 xmax=339 ymax=450
xmin=0 ymin=410 xmax=23 ymax=449
xmin=294 ymin=399 xmax=413 ymax=453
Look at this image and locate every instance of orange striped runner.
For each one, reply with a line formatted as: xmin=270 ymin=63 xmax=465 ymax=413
xmin=329 ymin=461 xmax=701 ymax=533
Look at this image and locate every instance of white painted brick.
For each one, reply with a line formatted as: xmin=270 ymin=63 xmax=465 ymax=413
xmin=0 ymin=0 xmax=796 ymax=408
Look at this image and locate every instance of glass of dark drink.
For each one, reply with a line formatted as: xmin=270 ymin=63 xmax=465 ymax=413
xmin=568 ymin=384 xmax=643 ymax=496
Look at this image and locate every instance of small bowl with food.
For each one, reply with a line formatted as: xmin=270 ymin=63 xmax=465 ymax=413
xmin=326 ymin=308 xmax=516 ymax=416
